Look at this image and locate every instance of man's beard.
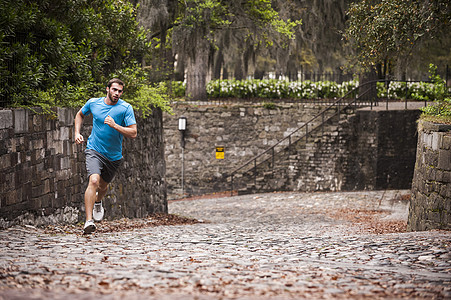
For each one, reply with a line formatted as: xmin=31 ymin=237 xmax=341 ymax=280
xmin=108 ymin=90 xmax=119 ymax=103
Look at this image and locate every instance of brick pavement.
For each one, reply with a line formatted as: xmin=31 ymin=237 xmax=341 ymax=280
xmin=0 ymin=190 xmax=450 ymax=299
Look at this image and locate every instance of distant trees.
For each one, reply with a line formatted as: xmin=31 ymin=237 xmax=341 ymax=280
xmin=170 ymin=0 xmax=301 ymax=100
xmin=344 ymin=0 xmax=451 ymax=79
xmin=138 ymin=0 xmax=355 ymax=100
xmin=3 ymin=0 xmax=450 ymax=107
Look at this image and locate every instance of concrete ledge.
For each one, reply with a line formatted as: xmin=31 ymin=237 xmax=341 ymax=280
xmin=421 ymin=121 xmax=451 ymax=133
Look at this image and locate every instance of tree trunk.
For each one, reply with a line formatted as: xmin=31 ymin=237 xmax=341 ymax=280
xmin=213 ymin=49 xmax=223 ymax=80
xmin=186 ymin=40 xmax=209 ymax=101
xmin=234 ymin=56 xmax=244 ymax=80
xmin=174 ymin=53 xmax=185 ymax=82
xmin=287 ymin=55 xmax=298 ymax=81
xmin=395 ymin=56 xmax=407 ymax=80
xmin=222 ymin=66 xmax=229 ymax=80
xmin=359 ymin=68 xmax=378 ymax=101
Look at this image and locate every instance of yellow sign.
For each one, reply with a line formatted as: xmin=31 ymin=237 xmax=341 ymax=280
xmin=216 ymin=147 xmax=224 ymax=159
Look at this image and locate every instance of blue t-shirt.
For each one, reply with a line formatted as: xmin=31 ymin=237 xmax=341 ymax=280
xmin=81 ymin=97 xmax=136 ymax=161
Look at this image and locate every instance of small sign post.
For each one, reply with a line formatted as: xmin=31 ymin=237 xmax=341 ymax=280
xmin=216 ymin=146 xmax=224 ymax=159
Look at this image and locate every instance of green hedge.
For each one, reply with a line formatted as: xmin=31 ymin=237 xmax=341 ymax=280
xmin=171 ymin=78 xmax=447 ymax=101
xmin=377 ymin=81 xmax=446 ymax=101
xmin=205 ymin=79 xmax=360 ymax=99
xmin=206 ymin=79 xmax=361 ymax=99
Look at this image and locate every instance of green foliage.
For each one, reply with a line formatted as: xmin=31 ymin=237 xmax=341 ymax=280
xmin=170 ymin=81 xmax=186 ymax=98
xmin=126 ymin=83 xmax=173 ymax=119
xmin=111 ymin=65 xmax=148 ymax=101
xmin=179 ymin=0 xmax=231 ymax=29
xmin=427 ymin=64 xmax=447 ymax=101
xmin=242 ymin=0 xmax=301 ymax=43
xmin=1 ymin=0 xmax=150 ymax=111
xmin=419 ymin=65 xmax=451 ymax=123
xmin=262 ymin=102 xmax=277 ymax=109
xmin=420 ymin=98 xmax=451 ymax=118
xmin=174 ymin=0 xmax=300 ymax=42
xmin=174 ymin=76 xmax=446 ymax=102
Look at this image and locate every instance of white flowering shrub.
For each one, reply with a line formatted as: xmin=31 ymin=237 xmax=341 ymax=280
xmin=175 ymin=77 xmax=444 ymax=101
xmin=377 ymin=81 xmax=445 ymax=101
xmin=205 ymin=79 xmax=359 ymax=99
xmin=339 ymin=79 xmax=360 ymax=98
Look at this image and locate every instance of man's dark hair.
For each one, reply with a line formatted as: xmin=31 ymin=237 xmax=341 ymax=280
xmin=107 ymin=78 xmax=125 ymax=88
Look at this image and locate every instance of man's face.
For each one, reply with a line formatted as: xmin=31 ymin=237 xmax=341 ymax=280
xmin=106 ymin=83 xmax=124 ymax=103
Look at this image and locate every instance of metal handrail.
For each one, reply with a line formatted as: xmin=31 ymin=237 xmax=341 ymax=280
xmin=226 ymin=79 xmax=425 ymax=194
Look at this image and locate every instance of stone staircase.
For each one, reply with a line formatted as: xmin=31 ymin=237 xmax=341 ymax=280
xmin=229 ymin=105 xmax=356 ymax=195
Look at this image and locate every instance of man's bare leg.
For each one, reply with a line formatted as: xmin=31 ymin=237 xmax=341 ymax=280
xmin=85 ymin=174 xmax=101 ymax=221
xmin=96 ymin=177 xmax=109 ymax=203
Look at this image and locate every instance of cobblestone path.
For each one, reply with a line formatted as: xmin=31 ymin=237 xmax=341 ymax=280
xmin=0 ymin=190 xmax=450 ymax=299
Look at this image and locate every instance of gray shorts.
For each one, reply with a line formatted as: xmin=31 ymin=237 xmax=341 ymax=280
xmin=85 ymin=149 xmax=122 ymax=183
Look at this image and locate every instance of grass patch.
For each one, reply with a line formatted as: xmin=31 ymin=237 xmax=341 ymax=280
xmin=420 ymin=115 xmax=451 ymax=125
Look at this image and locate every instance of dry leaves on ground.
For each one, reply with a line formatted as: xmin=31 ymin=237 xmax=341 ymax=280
xmin=328 ymin=193 xmax=410 ymax=234
xmin=329 ymin=208 xmax=407 ymax=234
xmin=43 ymin=214 xmax=201 ymax=235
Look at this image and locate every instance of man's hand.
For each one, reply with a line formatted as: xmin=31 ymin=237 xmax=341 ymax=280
xmin=104 ymin=115 xmax=137 ymax=139
xmin=75 ymin=133 xmax=84 ymax=144
xmin=105 ymin=115 xmax=116 ymax=129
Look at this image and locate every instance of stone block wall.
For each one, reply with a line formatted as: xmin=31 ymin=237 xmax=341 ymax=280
xmin=408 ymin=121 xmax=451 ymax=231
xmin=164 ymin=103 xmax=329 ymax=198
xmin=0 ymin=107 xmax=166 ymax=228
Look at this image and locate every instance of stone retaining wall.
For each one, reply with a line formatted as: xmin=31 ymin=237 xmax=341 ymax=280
xmin=164 ymin=103 xmax=332 ymax=198
xmin=0 ymin=107 xmax=166 ymax=228
xmin=408 ymin=121 xmax=451 ymax=231
xmin=340 ymin=109 xmax=421 ymax=191
xmin=164 ymin=102 xmax=421 ymax=198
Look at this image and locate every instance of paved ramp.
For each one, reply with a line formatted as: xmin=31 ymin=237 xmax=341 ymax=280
xmin=0 ymin=190 xmax=449 ymax=299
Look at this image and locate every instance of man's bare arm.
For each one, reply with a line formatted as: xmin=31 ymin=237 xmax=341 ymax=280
xmin=104 ymin=115 xmax=137 ymax=139
xmin=74 ymin=109 xmax=85 ymax=144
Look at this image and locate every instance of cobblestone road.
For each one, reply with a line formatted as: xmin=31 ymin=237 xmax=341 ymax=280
xmin=1 ymin=190 xmax=450 ymax=299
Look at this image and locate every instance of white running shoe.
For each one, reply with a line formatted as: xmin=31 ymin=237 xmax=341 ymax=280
xmin=83 ymin=220 xmax=96 ymax=234
xmin=93 ymin=201 xmax=105 ymax=222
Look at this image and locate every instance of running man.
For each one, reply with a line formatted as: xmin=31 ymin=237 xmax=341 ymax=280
xmin=74 ymin=78 xmax=137 ymax=234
